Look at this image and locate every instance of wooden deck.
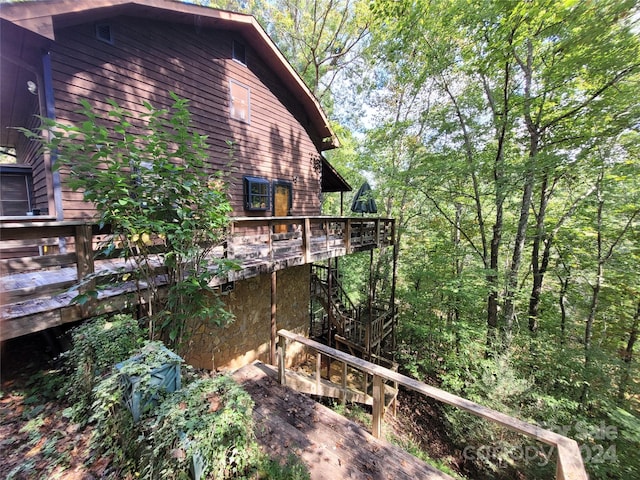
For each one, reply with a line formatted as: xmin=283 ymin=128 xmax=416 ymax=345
xmin=232 ymin=361 xmax=454 ymax=480
xmin=0 ymin=217 xmax=394 ymax=341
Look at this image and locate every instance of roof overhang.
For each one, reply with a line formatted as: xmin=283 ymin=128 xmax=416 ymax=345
xmin=0 ymin=0 xmax=339 ymax=150
xmin=0 ymin=18 xmax=52 ymax=147
xmin=321 ymin=157 xmax=351 ymax=192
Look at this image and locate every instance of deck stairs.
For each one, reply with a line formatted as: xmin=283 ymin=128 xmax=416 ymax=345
xmin=310 ymin=264 xmax=396 ymax=362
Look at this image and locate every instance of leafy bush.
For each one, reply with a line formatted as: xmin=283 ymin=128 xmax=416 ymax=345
xmin=140 ymin=375 xmax=259 ymax=479
xmin=88 ymin=341 xmax=294 ymax=479
xmin=20 ymin=93 xmax=237 ymax=354
xmin=62 ymin=314 xmax=145 ymax=422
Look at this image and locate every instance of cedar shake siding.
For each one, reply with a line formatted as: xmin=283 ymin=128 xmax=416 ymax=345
xmin=49 ymin=16 xmax=323 ymax=221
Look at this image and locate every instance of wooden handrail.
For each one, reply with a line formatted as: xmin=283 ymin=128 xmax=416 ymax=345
xmin=0 ymin=218 xmax=395 ymax=340
xmin=1 ymin=217 xmax=394 ymax=314
xmin=277 ymin=329 xmax=588 ymax=480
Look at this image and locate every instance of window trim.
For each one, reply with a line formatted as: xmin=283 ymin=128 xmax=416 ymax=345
xmin=244 ymin=176 xmax=270 ymax=211
xmin=229 ymin=79 xmax=251 ymax=124
xmin=0 ymin=164 xmax=35 ymax=217
xmin=232 ymin=40 xmax=247 ymax=65
xmin=95 ymin=23 xmax=114 ymax=45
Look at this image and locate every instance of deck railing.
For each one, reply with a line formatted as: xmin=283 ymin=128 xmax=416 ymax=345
xmin=277 ymin=329 xmax=588 ymax=480
xmin=0 ymin=217 xmax=394 ymax=340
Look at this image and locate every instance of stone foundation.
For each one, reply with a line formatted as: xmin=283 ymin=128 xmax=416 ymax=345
xmin=185 ymin=264 xmax=310 ymax=372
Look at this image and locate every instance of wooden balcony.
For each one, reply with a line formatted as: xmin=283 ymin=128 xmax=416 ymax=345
xmin=0 ymin=216 xmax=394 ymax=341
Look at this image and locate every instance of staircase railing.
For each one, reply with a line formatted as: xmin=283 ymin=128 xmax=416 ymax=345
xmin=311 ymin=264 xmax=356 ymax=313
xmin=277 ymin=329 xmax=588 ymax=480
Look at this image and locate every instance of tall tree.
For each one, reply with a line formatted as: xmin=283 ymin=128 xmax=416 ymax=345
xmin=369 ymin=0 xmax=640 ymax=349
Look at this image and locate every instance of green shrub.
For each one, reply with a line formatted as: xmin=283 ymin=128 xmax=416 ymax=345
xmin=87 ymin=341 xmax=274 ymax=479
xmin=62 ymin=314 xmax=145 ymax=422
xmin=140 ymin=375 xmax=259 ymax=479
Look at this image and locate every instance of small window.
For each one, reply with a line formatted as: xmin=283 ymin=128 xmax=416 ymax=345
xmin=244 ymin=176 xmax=270 ymax=211
xmin=230 ymin=80 xmax=250 ymax=123
xmin=233 ymin=40 xmax=246 ymax=65
xmin=96 ymin=23 xmax=113 ymax=44
xmin=0 ymin=165 xmax=34 ymax=216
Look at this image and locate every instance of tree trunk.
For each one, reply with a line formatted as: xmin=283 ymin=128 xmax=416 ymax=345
xmin=557 ymin=271 xmax=570 ymax=347
xmin=580 ymin=179 xmax=605 ymax=405
xmin=528 ymin=174 xmax=549 ymax=333
xmin=617 ymin=301 xmax=640 ymax=403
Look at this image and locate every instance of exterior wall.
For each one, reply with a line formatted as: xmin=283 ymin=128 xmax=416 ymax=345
xmin=186 ymin=264 xmax=310 ymax=371
xmin=15 ymin=100 xmax=50 ymax=215
xmin=49 ymin=16 xmax=323 ymax=221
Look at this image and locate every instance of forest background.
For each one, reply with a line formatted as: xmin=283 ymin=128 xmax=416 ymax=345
xmin=194 ymin=0 xmax=640 ymax=479
xmin=2 ymin=0 xmax=637 ymax=478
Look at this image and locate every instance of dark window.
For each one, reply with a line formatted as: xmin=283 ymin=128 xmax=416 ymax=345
xmin=0 ymin=165 xmax=34 ymax=216
xmin=244 ymin=176 xmax=270 ymax=211
xmin=230 ymin=80 xmax=250 ymax=123
xmin=96 ymin=23 xmax=113 ymax=44
xmin=233 ymin=40 xmax=246 ymax=64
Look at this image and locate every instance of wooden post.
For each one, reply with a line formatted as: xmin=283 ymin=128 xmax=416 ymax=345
xmin=303 ymin=217 xmax=311 ymax=263
xmin=268 ymin=220 xmax=274 ymax=262
xmin=316 ymin=352 xmax=322 ymax=395
xmin=372 ymin=374 xmax=384 ymax=439
xmin=278 ymin=335 xmax=286 ymax=385
xmin=228 ymin=221 xmax=235 ymax=259
xmin=271 ymin=271 xmax=277 ymax=365
xmin=327 ymin=258 xmax=334 ymax=341
xmin=75 ymin=224 xmax=95 ymax=316
xmin=324 ymin=219 xmax=329 ymax=251
xmin=341 ymin=361 xmax=347 ymax=405
xmin=344 ymin=219 xmax=351 ymax=253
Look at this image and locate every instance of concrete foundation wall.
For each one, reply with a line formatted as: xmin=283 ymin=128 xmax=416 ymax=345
xmin=186 ymin=264 xmax=310 ymax=371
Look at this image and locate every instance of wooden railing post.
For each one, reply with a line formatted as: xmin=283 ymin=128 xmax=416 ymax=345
xmin=316 ymin=353 xmax=322 ymax=395
xmin=344 ymin=219 xmax=351 ymax=252
xmin=372 ymin=374 xmax=384 ymax=439
xmin=341 ymin=361 xmax=347 ymax=405
xmin=75 ymin=224 xmax=95 ymax=315
xmin=324 ymin=219 xmax=330 ymax=251
xmin=268 ymin=220 xmax=274 ymax=262
xmin=302 ymin=217 xmax=311 ymax=263
xmin=278 ymin=335 xmax=287 ymax=386
xmin=228 ymin=221 xmax=235 ymax=259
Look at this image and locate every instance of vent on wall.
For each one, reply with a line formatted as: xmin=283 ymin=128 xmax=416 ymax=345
xmin=96 ymin=23 xmax=113 ymax=44
xmin=232 ymin=40 xmax=246 ymax=65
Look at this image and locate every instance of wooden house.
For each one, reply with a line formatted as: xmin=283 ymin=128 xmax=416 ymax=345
xmin=0 ymin=0 xmax=396 ymax=371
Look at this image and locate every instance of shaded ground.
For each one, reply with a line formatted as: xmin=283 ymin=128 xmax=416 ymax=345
xmin=0 ymin=330 xmax=101 ymax=479
xmin=1 ymin=333 xmax=467 ymax=480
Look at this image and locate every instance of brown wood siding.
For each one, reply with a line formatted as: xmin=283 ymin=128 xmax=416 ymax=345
xmin=14 ymin=96 xmax=50 ymax=215
xmin=49 ymin=16 xmax=323 ymax=220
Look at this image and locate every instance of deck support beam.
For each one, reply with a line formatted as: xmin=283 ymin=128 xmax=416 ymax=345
xmin=270 ymin=271 xmax=277 ymax=365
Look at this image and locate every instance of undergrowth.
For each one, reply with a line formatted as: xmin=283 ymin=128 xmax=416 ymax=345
xmin=2 ymin=314 xmax=309 ymax=479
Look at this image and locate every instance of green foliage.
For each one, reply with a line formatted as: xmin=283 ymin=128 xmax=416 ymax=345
xmin=20 ymin=93 xmax=237 ymax=352
xmin=86 ymin=341 xmax=299 ymax=479
xmin=330 ymin=401 xmax=371 ymax=429
xmin=62 ymin=314 xmax=145 ymax=423
xmin=253 ymin=453 xmax=310 ymax=480
xmin=90 ymin=366 xmax=140 ymax=472
xmin=386 ymin=432 xmax=466 ymax=480
xmin=140 ymin=375 xmax=258 ymax=479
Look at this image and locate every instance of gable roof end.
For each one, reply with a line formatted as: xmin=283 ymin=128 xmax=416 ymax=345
xmin=0 ymin=0 xmax=339 ymax=151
